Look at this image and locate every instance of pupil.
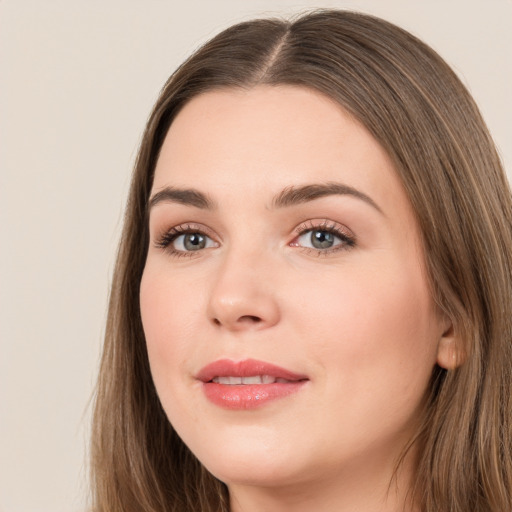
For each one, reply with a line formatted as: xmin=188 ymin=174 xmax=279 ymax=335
xmin=312 ymin=230 xmax=334 ymax=249
xmin=184 ymin=233 xmax=205 ymax=251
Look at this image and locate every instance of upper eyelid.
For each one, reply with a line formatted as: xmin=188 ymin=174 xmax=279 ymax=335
xmin=152 ymin=218 xmax=356 ymax=249
xmin=152 ymin=222 xmax=220 ymax=252
xmin=293 ymin=219 xmax=355 ymax=237
xmin=154 ymin=218 xmax=351 ymax=235
xmin=154 ymin=222 xmax=218 ymax=239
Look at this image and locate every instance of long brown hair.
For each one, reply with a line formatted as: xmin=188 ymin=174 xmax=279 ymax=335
xmin=90 ymin=10 xmax=512 ymax=511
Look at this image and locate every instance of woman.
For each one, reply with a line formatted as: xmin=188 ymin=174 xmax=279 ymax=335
xmin=90 ymin=9 xmax=512 ymax=512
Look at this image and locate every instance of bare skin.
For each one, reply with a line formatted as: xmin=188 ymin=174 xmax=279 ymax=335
xmin=140 ymin=85 xmax=455 ymax=511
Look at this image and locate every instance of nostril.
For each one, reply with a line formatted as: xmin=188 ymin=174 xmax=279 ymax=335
xmin=239 ymin=315 xmax=262 ymax=323
xmin=212 ymin=315 xmax=262 ymax=326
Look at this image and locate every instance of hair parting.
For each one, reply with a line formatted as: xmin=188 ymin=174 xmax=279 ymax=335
xmin=90 ymin=9 xmax=512 ymax=512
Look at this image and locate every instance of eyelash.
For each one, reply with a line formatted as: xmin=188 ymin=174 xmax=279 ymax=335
xmin=292 ymin=219 xmax=356 ymax=256
xmin=153 ymin=220 xmax=356 ymax=258
xmin=154 ymin=223 xmax=218 ymax=259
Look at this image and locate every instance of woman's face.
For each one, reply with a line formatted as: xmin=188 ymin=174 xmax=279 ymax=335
xmin=140 ymin=86 xmax=448 ymax=491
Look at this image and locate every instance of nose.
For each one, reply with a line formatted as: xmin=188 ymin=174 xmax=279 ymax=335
xmin=207 ymin=252 xmax=281 ymax=332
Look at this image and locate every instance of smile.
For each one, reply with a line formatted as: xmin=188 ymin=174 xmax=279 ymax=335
xmin=211 ymin=375 xmax=293 ymax=384
xmin=197 ymin=359 xmax=308 ymax=410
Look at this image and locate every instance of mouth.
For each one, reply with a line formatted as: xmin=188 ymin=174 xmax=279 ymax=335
xmin=196 ymin=359 xmax=309 ymax=410
xmin=211 ymin=375 xmax=295 ymax=384
xmin=197 ymin=358 xmax=308 ymax=383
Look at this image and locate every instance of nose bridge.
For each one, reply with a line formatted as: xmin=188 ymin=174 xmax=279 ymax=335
xmin=207 ymin=243 xmax=280 ymax=331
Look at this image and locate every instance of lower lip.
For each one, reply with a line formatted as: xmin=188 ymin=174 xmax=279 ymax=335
xmin=202 ymin=381 xmax=306 ymax=410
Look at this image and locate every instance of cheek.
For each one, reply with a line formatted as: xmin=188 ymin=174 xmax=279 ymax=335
xmin=140 ymin=266 xmax=219 ymax=446
xmin=139 ymin=268 xmax=198 ymax=377
xmin=139 ymin=266 xmax=210 ymax=437
xmin=296 ymin=258 xmax=439 ymax=393
xmin=290 ymin=262 xmax=439 ymax=456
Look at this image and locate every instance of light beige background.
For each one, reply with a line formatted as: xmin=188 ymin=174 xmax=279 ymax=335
xmin=1 ymin=1 xmax=510 ymax=511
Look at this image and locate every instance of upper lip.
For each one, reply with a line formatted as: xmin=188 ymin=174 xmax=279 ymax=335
xmin=196 ymin=358 xmax=308 ymax=383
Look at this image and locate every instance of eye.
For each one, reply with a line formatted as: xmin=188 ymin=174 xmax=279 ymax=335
xmin=291 ymin=220 xmax=356 ymax=253
xmin=172 ymin=232 xmax=216 ymax=252
xmin=297 ymin=229 xmax=342 ymax=249
xmin=154 ymin=223 xmax=219 ymax=256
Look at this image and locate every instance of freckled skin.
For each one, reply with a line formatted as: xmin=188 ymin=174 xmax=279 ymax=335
xmin=140 ymin=86 xmax=451 ymax=512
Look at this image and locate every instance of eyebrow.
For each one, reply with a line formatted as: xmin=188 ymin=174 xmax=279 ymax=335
xmin=148 ymin=186 xmax=217 ymax=210
xmin=148 ymin=182 xmax=382 ymax=214
xmin=271 ymin=182 xmax=383 ymax=213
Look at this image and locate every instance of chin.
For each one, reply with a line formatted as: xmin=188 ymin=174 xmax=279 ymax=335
xmin=184 ymin=426 xmax=308 ymax=487
xmin=204 ymin=457 xmax=306 ymax=489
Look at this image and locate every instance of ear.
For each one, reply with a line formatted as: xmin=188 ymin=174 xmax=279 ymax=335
xmin=436 ymin=319 xmax=464 ymax=370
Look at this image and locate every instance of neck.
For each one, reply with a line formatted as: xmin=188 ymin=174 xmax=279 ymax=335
xmin=228 ymin=449 xmax=419 ymax=512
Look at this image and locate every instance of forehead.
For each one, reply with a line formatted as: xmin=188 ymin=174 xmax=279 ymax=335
xmin=152 ymin=85 xmax=409 ymax=216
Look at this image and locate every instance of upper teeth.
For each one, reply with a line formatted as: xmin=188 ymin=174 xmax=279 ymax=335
xmin=212 ymin=375 xmax=289 ymax=385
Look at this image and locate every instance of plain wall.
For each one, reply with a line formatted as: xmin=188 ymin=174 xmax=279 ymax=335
xmin=1 ymin=1 xmax=510 ymax=510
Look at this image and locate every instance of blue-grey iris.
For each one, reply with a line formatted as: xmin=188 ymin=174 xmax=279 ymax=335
xmin=311 ymin=230 xmax=335 ymax=249
xmin=184 ymin=233 xmax=206 ymax=251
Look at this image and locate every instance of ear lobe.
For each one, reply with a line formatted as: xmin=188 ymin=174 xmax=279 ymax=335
xmin=436 ymin=322 xmax=464 ymax=370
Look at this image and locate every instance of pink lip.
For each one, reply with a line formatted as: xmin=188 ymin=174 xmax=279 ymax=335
xmin=196 ymin=358 xmax=308 ymax=410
